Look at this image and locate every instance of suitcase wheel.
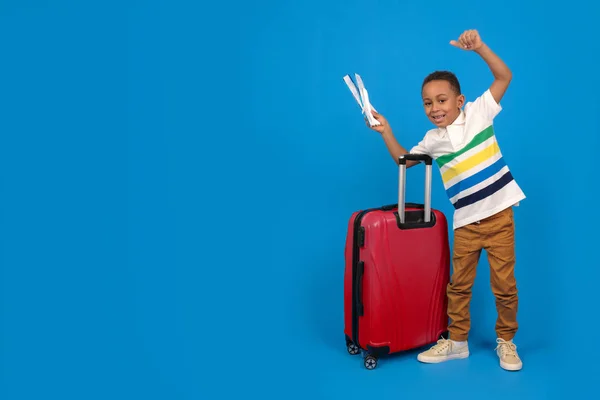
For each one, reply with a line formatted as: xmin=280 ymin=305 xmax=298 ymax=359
xmin=346 ymin=342 xmax=360 ymax=355
xmin=364 ymin=355 xmax=377 ymax=370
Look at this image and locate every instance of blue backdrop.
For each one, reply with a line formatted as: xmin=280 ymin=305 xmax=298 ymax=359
xmin=1 ymin=0 xmax=599 ymax=399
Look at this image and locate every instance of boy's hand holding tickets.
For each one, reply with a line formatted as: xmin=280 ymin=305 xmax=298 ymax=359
xmin=366 ymin=110 xmax=391 ymax=136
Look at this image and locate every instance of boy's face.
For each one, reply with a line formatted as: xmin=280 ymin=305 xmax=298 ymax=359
xmin=422 ymin=80 xmax=465 ymax=128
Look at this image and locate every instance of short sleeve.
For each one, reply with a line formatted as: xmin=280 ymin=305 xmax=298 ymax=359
xmin=464 ymin=89 xmax=502 ymax=122
xmin=410 ymin=137 xmax=430 ymax=156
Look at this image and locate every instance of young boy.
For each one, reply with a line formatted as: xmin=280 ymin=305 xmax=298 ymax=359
xmin=368 ymin=29 xmax=526 ymax=371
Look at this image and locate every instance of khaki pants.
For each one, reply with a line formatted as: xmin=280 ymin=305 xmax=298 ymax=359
xmin=447 ymin=207 xmax=518 ymax=341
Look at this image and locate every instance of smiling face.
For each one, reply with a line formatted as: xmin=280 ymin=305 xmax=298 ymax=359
xmin=422 ymin=80 xmax=465 ymax=128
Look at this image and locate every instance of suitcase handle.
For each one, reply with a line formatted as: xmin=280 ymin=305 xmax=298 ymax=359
xmin=397 ymin=154 xmax=433 ymax=225
xmin=399 ymin=154 xmax=433 ymax=165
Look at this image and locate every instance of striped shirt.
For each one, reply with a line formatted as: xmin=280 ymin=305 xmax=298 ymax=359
xmin=410 ymin=89 xmax=526 ymax=230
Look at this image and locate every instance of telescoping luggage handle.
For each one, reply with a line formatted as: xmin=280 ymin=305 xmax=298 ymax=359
xmin=398 ymin=154 xmax=433 ymax=224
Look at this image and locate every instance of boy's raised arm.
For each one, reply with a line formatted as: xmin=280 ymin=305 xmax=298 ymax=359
xmin=450 ymin=29 xmax=512 ymax=104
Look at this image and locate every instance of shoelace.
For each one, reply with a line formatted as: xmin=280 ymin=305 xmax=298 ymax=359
xmin=495 ymin=338 xmax=518 ymax=358
xmin=431 ymin=338 xmax=451 ymax=354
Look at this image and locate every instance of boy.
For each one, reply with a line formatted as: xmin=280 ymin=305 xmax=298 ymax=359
xmin=368 ymin=29 xmax=526 ymax=371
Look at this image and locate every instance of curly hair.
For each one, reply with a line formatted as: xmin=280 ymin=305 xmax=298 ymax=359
xmin=422 ymin=71 xmax=461 ymax=95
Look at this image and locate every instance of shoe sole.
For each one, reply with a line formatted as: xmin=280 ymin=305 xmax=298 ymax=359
xmin=500 ymin=360 xmax=522 ymax=371
xmin=417 ymin=351 xmax=470 ymax=363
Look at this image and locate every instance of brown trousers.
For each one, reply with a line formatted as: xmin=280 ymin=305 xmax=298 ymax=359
xmin=447 ymin=207 xmax=518 ymax=341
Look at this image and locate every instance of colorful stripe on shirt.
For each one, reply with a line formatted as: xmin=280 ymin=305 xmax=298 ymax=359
xmin=436 ymin=126 xmax=515 ymax=210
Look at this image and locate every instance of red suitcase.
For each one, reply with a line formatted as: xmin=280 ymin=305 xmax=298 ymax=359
xmin=343 ymin=154 xmax=450 ymax=369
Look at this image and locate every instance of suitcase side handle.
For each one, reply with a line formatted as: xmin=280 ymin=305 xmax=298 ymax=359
xmin=354 ymin=261 xmax=365 ymax=317
xmin=397 ymin=154 xmax=433 ymax=225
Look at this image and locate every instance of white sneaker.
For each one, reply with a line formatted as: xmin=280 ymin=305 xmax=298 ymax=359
xmin=495 ymin=338 xmax=523 ymax=371
xmin=417 ymin=338 xmax=469 ymax=363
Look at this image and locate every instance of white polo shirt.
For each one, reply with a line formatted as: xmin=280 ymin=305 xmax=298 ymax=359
xmin=410 ymin=89 xmax=526 ymax=230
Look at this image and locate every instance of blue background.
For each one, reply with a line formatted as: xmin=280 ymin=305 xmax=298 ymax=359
xmin=1 ymin=0 xmax=598 ymax=399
